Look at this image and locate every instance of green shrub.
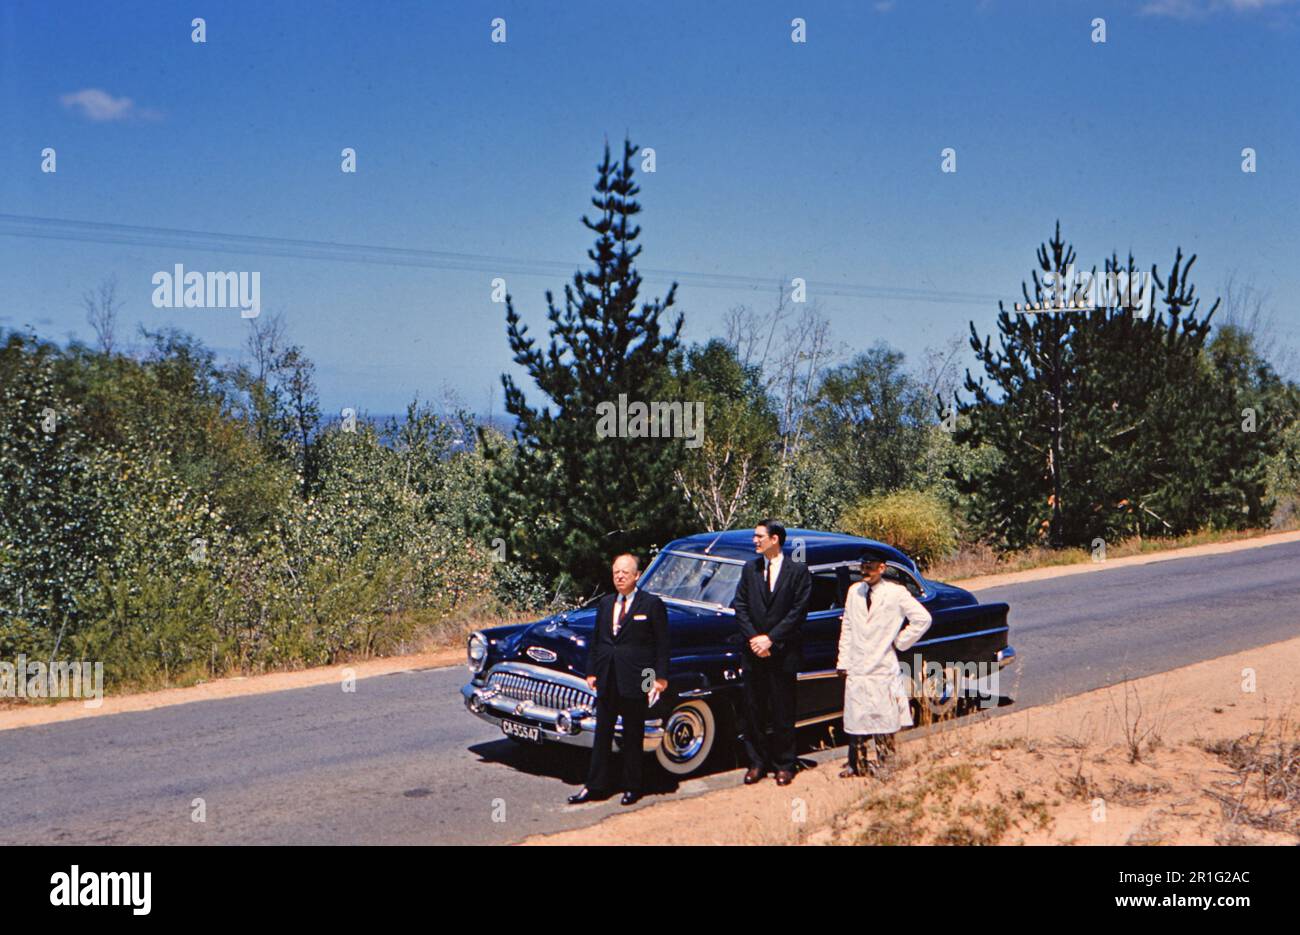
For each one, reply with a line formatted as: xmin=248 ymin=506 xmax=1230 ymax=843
xmin=0 ymin=328 xmax=541 ymax=692
xmin=839 ymin=489 xmax=958 ymax=569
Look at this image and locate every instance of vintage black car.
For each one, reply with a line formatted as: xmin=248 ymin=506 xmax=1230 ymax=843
xmin=461 ymin=529 xmax=1016 ymax=777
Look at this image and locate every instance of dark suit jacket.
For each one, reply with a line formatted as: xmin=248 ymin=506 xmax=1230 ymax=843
xmin=585 ymin=589 xmax=670 ymax=699
xmin=731 ymin=554 xmax=811 ymax=673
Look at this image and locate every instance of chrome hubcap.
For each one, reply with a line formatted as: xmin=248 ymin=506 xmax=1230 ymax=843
xmin=664 ymin=708 xmax=706 ymax=762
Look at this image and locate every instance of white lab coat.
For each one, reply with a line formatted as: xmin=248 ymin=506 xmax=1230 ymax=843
xmin=835 ymin=580 xmax=932 ymax=735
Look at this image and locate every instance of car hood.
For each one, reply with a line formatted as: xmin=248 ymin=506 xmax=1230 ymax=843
xmin=507 ymin=606 xmax=597 ymax=672
xmin=496 ymin=599 xmax=725 ymax=676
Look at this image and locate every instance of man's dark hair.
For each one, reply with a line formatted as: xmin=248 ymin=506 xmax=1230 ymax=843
xmin=757 ymin=519 xmax=786 ymax=546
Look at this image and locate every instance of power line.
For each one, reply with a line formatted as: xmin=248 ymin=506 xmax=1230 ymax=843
xmin=0 ymin=213 xmax=1004 ymax=307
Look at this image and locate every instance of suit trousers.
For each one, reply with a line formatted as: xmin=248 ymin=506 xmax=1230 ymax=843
xmin=586 ymin=664 xmax=649 ymax=793
xmin=740 ymin=655 xmax=797 ymax=772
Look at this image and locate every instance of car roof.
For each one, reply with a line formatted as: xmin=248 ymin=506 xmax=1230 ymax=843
xmin=660 ymin=528 xmax=917 ymax=572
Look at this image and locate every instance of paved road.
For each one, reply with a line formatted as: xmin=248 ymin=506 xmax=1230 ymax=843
xmin=979 ymin=538 xmax=1300 ymax=710
xmin=3 ymin=540 xmax=1298 ymax=844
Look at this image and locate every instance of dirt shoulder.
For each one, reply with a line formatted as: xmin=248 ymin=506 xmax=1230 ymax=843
xmin=5 ymin=528 xmax=1296 ymax=736
xmin=521 ymin=634 xmax=1300 ymax=845
xmin=948 ymin=529 xmax=1300 ymax=592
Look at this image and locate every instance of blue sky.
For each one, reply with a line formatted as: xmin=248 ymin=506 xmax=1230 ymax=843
xmin=2 ymin=0 xmax=1298 ymax=416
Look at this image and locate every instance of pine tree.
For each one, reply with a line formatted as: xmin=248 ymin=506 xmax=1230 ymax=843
xmin=1076 ymin=248 xmax=1218 ymax=538
xmin=955 ymin=224 xmax=1082 ymax=548
xmin=482 ymin=139 xmax=692 ymax=595
xmin=952 ymin=224 xmax=1256 ymax=550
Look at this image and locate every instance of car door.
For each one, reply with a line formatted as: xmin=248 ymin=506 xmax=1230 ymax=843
xmin=796 ymin=565 xmax=853 ymax=721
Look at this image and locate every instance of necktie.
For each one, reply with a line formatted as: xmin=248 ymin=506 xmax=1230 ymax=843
xmin=766 ymin=560 xmax=773 ymax=591
xmin=613 ymin=595 xmax=626 ymax=636
xmin=866 ymin=584 xmax=873 ymax=612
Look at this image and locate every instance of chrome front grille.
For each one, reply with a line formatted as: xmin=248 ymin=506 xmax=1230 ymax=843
xmin=488 ymin=670 xmax=593 ymax=711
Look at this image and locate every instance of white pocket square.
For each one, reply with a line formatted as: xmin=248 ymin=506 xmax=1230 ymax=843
xmin=633 ymin=614 xmax=648 ymax=620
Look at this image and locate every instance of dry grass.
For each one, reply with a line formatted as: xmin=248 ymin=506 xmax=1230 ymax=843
xmin=818 ymin=711 xmax=1300 ymax=846
xmin=848 ymin=747 xmax=1054 ymax=846
xmin=1107 ymin=675 xmax=1170 ymax=764
xmin=402 ymin=601 xmax=539 ymax=655
xmin=1201 ymin=714 xmax=1300 ymax=837
xmin=927 ymin=523 xmax=1296 ymax=582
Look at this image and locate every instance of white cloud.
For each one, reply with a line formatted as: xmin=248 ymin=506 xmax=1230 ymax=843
xmin=59 ymin=88 xmax=161 ymax=122
xmin=1141 ymin=0 xmax=1297 ymax=17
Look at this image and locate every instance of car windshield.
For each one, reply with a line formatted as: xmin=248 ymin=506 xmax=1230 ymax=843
xmin=640 ymin=553 xmax=742 ymax=607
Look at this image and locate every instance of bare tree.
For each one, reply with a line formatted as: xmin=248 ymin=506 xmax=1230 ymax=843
xmin=723 ymin=285 xmax=836 ymax=451
xmin=674 ymin=397 xmax=766 ymax=531
xmin=723 ymin=291 xmax=785 ymax=374
xmin=240 ymin=310 xmax=319 ymax=492
xmin=770 ymin=305 xmax=834 ymax=467
xmin=83 ymin=275 xmax=122 ymax=354
xmin=276 ymin=345 xmax=320 ymax=493
xmin=246 ymin=310 xmax=288 ymax=383
xmin=722 ymin=283 xmax=839 ymax=512
xmin=1220 ymin=272 xmax=1297 ymax=380
xmin=674 ymin=443 xmax=757 ymax=531
xmin=920 ymin=333 xmax=967 ymax=412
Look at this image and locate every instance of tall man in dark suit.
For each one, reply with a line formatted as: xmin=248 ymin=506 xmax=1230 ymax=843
xmin=568 ymin=553 xmax=669 ymax=806
xmin=731 ymin=519 xmax=811 ymax=787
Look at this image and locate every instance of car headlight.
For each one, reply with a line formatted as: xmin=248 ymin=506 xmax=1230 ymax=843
xmin=467 ymin=631 xmax=488 ymax=673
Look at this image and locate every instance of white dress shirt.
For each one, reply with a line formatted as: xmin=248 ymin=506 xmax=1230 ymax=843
xmin=764 ymin=554 xmax=783 ymax=592
xmin=611 ymin=587 xmax=637 ymax=636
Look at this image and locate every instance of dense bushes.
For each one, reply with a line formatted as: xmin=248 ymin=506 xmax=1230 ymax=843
xmin=0 ymin=329 xmax=548 ymax=691
xmin=839 ymin=490 xmax=958 ymax=570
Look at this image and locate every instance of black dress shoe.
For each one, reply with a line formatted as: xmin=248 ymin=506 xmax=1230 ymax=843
xmin=775 ymin=769 xmax=795 ymax=786
xmin=620 ymin=791 xmax=641 ymax=806
xmin=566 ymin=787 xmax=604 ymax=805
xmin=743 ymin=767 xmax=767 ymax=785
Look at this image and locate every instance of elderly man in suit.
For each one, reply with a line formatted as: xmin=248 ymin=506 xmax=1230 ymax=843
xmin=568 ymin=553 xmax=669 ymax=806
xmin=835 ymin=547 xmax=932 ymax=777
xmin=731 ymin=519 xmax=812 ymax=787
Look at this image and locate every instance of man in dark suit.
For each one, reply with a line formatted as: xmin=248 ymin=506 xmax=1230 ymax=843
xmin=568 ymin=553 xmax=669 ymax=806
xmin=731 ymin=519 xmax=811 ymax=787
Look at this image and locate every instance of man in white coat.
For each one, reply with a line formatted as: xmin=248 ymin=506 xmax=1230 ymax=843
xmin=835 ymin=548 xmax=932 ymax=777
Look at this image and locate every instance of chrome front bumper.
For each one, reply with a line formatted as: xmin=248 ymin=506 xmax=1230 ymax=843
xmin=966 ymin=644 xmax=1017 ymax=700
xmin=462 ymin=661 xmax=663 ymax=753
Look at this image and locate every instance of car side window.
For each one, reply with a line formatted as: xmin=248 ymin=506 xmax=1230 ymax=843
xmin=846 ymin=565 xmax=925 ymax=599
xmin=808 ymin=570 xmax=843 ymax=613
xmin=883 ymin=564 xmax=924 ymax=599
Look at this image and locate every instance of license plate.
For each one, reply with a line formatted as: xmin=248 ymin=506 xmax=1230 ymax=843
xmin=501 ymin=718 xmax=543 ymax=743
